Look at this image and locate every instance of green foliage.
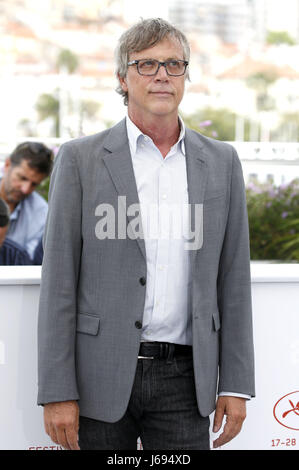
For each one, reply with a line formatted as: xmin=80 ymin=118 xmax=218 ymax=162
xmin=35 ymin=92 xmax=60 ymax=137
xmin=57 ymin=49 xmax=79 ymax=74
xmin=246 ymin=179 xmax=299 ymax=261
xmin=37 ymin=176 xmax=50 ymax=202
xmin=246 ymin=72 xmax=277 ymax=111
xmin=182 ymin=108 xmax=252 ymax=141
xmin=81 ymin=100 xmax=100 ymax=118
xmin=246 ymin=71 xmax=278 ymax=90
xmin=273 ymin=113 xmax=299 ymax=141
xmin=266 ymin=30 xmax=296 ymax=46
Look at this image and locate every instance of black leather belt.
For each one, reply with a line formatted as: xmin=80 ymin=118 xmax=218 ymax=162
xmin=138 ymin=342 xmax=192 ymax=363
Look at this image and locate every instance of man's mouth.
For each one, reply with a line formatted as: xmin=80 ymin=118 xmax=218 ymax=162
xmin=150 ymin=91 xmax=173 ymax=96
xmin=11 ymin=191 xmax=25 ymax=201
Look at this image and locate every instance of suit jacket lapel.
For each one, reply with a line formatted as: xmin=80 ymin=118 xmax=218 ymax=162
xmin=184 ymin=128 xmax=209 ymax=270
xmin=102 ymin=118 xmax=147 ymax=261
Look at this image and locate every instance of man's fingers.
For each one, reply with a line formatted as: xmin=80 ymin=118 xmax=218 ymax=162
xmin=65 ymin=426 xmax=80 ymax=450
xmin=213 ymin=426 xmax=240 ymax=448
xmin=213 ymin=396 xmax=247 ymax=448
xmin=47 ymin=423 xmax=60 ymax=446
xmin=47 ymin=424 xmax=79 ymax=450
xmin=55 ymin=426 xmax=71 ymax=450
xmin=50 ymin=422 xmax=80 ymax=450
xmin=43 ymin=401 xmax=80 ymax=450
xmin=213 ymin=415 xmax=243 ymax=448
xmin=213 ymin=402 xmax=225 ymax=433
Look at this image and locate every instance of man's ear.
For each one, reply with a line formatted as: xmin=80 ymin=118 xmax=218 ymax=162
xmin=3 ymin=158 xmax=11 ymax=173
xmin=118 ymin=73 xmax=128 ymax=93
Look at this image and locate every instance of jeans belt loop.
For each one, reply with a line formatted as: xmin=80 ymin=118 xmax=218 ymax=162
xmin=166 ymin=343 xmax=175 ymax=364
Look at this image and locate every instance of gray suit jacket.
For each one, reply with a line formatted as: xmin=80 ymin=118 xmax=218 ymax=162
xmin=37 ymin=118 xmax=255 ymax=421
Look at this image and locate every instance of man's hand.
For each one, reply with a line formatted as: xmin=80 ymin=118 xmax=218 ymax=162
xmin=212 ymin=396 xmax=246 ymax=448
xmin=44 ymin=400 xmax=80 ymax=450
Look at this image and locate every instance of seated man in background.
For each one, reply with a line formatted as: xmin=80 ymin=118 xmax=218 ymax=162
xmin=0 ymin=142 xmax=53 ymax=261
xmin=0 ymin=197 xmax=31 ymax=265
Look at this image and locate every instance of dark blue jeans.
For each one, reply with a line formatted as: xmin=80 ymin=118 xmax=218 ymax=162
xmin=78 ymin=355 xmax=210 ymax=450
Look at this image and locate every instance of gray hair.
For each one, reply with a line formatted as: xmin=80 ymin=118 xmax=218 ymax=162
xmin=115 ymin=18 xmax=191 ymax=106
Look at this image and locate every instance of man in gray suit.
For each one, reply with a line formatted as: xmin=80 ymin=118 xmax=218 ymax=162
xmin=38 ymin=18 xmax=255 ymax=450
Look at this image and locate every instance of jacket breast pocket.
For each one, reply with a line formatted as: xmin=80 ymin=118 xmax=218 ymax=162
xmin=76 ymin=313 xmax=100 ymax=336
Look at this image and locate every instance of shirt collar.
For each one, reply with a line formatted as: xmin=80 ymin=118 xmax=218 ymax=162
xmin=126 ymin=114 xmax=186 ymax=158
xmin=10 ymin=201 xmax=23 ymax=220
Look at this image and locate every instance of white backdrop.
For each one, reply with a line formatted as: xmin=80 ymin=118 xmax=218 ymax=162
xmin=0 ymin=264 xmax=299 ymax=450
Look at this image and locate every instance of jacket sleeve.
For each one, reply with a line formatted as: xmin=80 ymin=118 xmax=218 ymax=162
xmin=217 ymin=146 xmax=255 ymax=397
xmin=37 ymin=143 xmax=82 ymax=405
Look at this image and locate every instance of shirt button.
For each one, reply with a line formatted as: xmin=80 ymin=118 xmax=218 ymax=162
xmin=135 ymin=321 xmax=142 ymax=329
xmin=139 ymin=277 xmax=146 ymax=286
xmin=162 ymin=194 xmax=167 ymax=199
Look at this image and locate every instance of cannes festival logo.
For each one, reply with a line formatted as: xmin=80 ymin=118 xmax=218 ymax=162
xmin=273 ymin=391 xmax=299 ymax=431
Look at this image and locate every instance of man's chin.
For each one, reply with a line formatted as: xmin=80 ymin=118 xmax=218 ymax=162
xmin=7 ymin=194 xmax=25 ymax=204
xmin=149 ymin=103 xmax=176 ymax=117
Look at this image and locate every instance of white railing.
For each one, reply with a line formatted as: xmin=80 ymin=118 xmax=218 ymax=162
xmin=1 ymin=139 xmax=299 ymax=160
xmin=1 ymin=140 xmax=299 ymax=186
xmin=231 ymin=142 xmax=299 ymax=162
xmin=230 ymin=142 xmax=299 ymax=186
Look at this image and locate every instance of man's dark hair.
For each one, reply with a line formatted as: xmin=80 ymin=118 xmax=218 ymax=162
xmin=9 ymin=142 xmax=54 ymax=176
xmin=0 ymin=198 xmax=10 ymax=227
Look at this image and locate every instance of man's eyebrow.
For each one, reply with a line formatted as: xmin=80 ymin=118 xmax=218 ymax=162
xmin=17 ymin=173 xmax=39 ymax=184
xmin=138 ymin=56 xmax=182 ymax=61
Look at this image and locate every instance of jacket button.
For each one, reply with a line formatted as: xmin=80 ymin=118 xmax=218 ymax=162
xmin=139 ymin=277 xmax=146 ymax=286
xmin=135 ymin=321 xmax=142 ymax=329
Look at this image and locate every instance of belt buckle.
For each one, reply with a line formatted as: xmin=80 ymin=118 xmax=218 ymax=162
xmin=138 ymin=355 xmax=154 ymax=360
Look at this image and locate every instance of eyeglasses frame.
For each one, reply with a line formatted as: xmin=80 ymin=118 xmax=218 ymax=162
xmin=127 ymin=59 xmax=189 ymax=77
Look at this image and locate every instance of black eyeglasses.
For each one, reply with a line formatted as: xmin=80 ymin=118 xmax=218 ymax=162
xmin=127 ymin=59 xmax=189 ymax=76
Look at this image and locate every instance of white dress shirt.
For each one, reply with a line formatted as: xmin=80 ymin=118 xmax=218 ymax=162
xmin=127 ymin=115 xmax=191 ymax=346
xmin=126 ymin=115 xmax=250 ymax=400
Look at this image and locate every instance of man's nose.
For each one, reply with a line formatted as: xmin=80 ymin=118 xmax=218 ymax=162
xmin=21 ymin=182 xmax=33 ymax=194
xmin=154 ymin=64 xmax=169 ymax=80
